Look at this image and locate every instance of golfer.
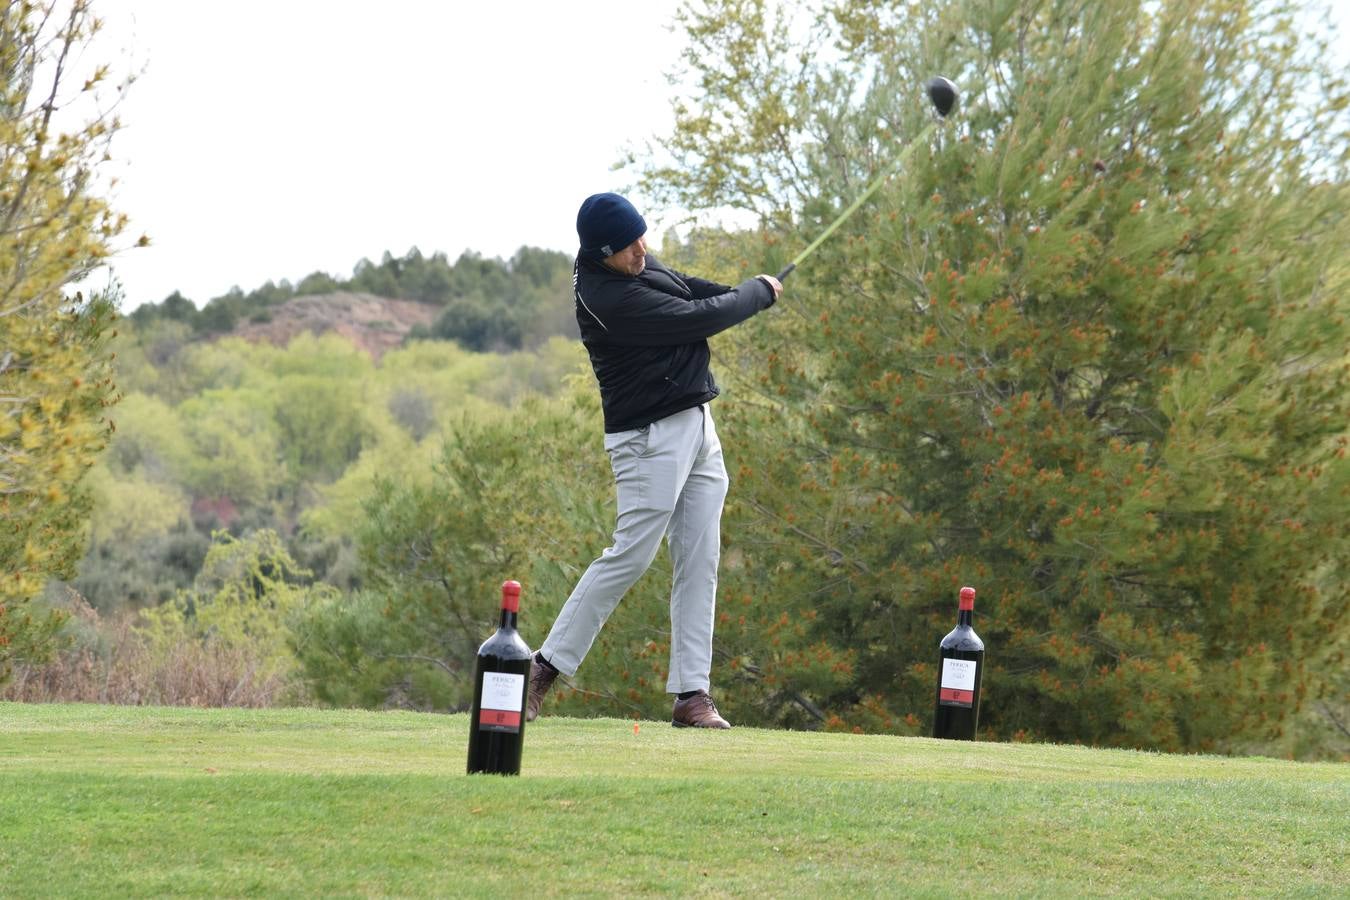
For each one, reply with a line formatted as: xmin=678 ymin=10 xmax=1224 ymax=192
xmin=527 ymin=193 xmax=781 ymax=729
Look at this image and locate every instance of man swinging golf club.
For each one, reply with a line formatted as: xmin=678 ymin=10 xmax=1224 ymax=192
xmin=527 ymin=193 xmax=782 ymax=728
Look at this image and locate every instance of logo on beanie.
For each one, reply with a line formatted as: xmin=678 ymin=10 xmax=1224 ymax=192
xmin=600 ymin=244 xmax=613 ymax=257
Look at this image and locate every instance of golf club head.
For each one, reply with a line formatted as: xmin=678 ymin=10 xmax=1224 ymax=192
xmin=926 ymin=76 xmax=958 ymax=118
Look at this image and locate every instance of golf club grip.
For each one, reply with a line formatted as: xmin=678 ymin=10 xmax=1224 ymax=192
xmin=776 ymin=263 xmax=795 ymax=281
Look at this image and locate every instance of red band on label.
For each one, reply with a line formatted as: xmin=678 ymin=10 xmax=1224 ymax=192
xmin=480 ymin=709 xmax=521 ymax=729
xmin=940 ymin=688 xmax=974 ymax=704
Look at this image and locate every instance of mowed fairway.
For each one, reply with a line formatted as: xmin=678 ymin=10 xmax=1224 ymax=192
xmin=1 ymin=704 xmax=1345 ymax=897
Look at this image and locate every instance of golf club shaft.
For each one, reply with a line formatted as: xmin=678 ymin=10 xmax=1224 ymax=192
xmin=777 ymin=121 xmax=936 ymax=282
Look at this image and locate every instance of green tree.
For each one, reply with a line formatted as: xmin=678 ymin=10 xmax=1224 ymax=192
xmin=117 ymin=317 xmax=194 ymax=395
xmin=350 ymin=256 xmax=400 ymax=298
xmin=645 ymin=0 xmax=1349 ymax=752
xmin=74 ymin=524 xmax=207 ymax=612
xmin=293 ymin=384 xmax=686 ymax=716
xmin=295 ymin=271 xmax=339 ymax=295
xmin=290 ymin=397 xmax=572 ymax=709
xmin=129 ymin=291 xmax=196 ymax=328
xmin=0 ymin=2 xmax=128 ymax=679
xmin=84 ymin=463 xmax=188 ymax=546
xmin=273 ymin=374 xmax=371 ymax=483
xmin=101 ymin=393 xmax=191 ymax=478
xmin=424 ymin=292 xmax=525 ymax=351
xmin=139 ymin=529 xmax=335 ymax=700
xmin=195 ymin=296 xmax=238 ymax=334
xmin=175 ymin=389 xmax=284 ymax=507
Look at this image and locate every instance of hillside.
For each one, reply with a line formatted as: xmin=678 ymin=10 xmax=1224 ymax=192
xmin=2 ymin=703 xmax=1345 ymax=896
xmin=221 ymin=291 xmax=438 ymax=359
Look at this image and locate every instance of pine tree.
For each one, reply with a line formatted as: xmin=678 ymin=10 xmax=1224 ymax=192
xmin=648 ymin=0 xmax=1349 ymax=752
xmin=0 ymin=2 xmax=127 ymax=680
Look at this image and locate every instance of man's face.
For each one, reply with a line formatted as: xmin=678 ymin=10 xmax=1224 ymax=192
xmin=603 ymin=235 xmax=647 ymax=276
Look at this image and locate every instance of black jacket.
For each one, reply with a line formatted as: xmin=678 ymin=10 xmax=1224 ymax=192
xmin=574 ymin=255 xmax=776 ymax=433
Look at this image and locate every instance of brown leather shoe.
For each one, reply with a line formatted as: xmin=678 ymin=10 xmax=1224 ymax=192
xmin=671 ymin=690 xmax=731 ymax=729
xmin=526 ymin=654 xmax=559 ymax=722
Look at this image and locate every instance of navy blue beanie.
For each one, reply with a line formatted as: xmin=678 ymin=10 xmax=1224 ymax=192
xmin=576 ymin=193 xmax=647 ymax=260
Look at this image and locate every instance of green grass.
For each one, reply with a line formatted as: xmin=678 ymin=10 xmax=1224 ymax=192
xmin=1 ymin=703 xmax=1345 ymax=897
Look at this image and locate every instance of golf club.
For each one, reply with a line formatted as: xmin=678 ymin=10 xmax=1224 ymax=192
xmin=776 ymin=76 xmax=958 ymax=282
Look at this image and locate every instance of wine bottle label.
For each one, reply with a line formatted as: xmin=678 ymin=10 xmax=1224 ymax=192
xmin=478 ymin=672 xmax=525 ymax=733
xmin=939 ymin=658 xmax=977 ymax=708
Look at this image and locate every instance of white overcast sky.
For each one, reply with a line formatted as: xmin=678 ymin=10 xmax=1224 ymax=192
xmin=90 ymin=0 xmax=688 ymax=309
xmin=84 ymin=1 xmax=1348 ymax=310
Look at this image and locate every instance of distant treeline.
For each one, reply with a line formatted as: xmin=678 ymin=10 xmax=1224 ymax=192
xmin=128 ymin=246 xmax=577 ymax=352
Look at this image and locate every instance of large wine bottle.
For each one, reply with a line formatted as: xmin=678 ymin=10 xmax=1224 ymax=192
xmin=466 ymin=580 xmax=533 ymax=775
xmin=932 ymin=586 xmax=985 ymax=741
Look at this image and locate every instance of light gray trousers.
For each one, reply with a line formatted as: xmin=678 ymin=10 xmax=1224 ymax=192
xmin=540 ymin=404 xmax=728 ymax=694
